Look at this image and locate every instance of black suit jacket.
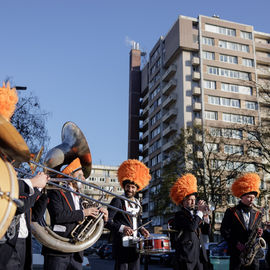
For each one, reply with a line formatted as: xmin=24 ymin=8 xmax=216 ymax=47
xmin=220 ymin=204 xmax=262 ymax=258
xmin=262 ymin=229 xmax=270 ymax=264
xmin=41 ymin=189 xmax=84 ymax=262
xmin=0 ymin=180 xmax=42 ymax=270
xmin=105 ymin=197 xmax=142 ymax=263
xmin=174 ymin=207 xmax=208 ymax=264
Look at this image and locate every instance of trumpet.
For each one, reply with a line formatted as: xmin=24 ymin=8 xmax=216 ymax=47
xmin=193 ymin=201 xmax=215 ymax=214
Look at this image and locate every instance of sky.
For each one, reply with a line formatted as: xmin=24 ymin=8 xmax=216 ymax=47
xmin=1 ymin=0 xmax=270 ymax=166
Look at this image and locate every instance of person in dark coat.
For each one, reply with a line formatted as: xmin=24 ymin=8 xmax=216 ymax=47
xmin=106 ymin=159 xmax=151 ymax=270
xmin=220 ymin=173 xmax=263 ymax=270
xmin=42 ymin=158 xmax=108 ymax=270
xmin=0 ymin=173 xmax=49 ymax=270
xmin=170 ymin=173 xmax=210 ymax=270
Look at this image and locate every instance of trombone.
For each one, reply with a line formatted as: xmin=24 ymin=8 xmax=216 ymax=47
xmin=17 ymin=161 xmax=141 ymax=217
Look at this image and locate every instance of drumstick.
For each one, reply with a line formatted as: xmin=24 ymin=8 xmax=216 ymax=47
xmin=134 ymin=220 xmax=152 ymax=232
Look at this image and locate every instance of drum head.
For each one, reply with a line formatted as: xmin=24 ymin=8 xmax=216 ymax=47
xmin=0 ymin=158 xmax=19 ymax=239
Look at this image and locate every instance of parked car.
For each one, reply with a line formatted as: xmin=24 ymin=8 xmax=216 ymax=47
xmin=97 ymin=243 xmax=113 ymax=259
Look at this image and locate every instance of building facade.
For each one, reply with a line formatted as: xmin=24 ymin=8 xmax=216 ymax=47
xmin=82 ymin=164 xmax=123 ymax=206
xmin=128 ymin=15 xmax=270 ymax=229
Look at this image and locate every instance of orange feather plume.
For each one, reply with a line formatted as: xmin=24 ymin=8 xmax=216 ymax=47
xmin=117 ymin=159 xmax=151 ymax=191
xmin=170 ymin=173 xmax=197 ymax=205
xmin=231 ymin=173 xmax=261 ymax=198
xmin=0 ymin=82 xmax=18 ymax=121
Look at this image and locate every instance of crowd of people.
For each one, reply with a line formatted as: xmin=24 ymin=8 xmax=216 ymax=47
xmin=0 ymin=82 xmax=269 ymax=270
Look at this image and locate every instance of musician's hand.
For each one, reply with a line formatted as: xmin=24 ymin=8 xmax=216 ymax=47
xmin=123 ymin=226 xmax=133 ymax=236
xmin=99 ymin=208 xmax=108 ymax=222
xmin=236 ymin=242 xmax=245 ymax=252
xmin=140 ymin=227 xmax=150 ymax=238
xmin=197 ymin=200 xmax=206 ymax=212
xmin=31 ymin=172 xmax=49 ymax=189
xmin=83 ymin=207 xmax=99 ymax=218
xmin=257 ymin=228 xmax=263 ymax=237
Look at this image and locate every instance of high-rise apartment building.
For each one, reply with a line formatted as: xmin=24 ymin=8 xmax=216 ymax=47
xmin=128 ymin=15 xmax=270 ymax=228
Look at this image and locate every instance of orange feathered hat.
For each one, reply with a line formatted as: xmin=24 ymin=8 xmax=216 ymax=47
xmin=231 ymin=173 xmax=261 ymax=198
xmin=0 ymin=82 xmax=18 ymax=121
xmin=61 ymin=158 xmax=82 ymax=176
xmin=0 ymin=82 xmax=30 ymax=162
xmin=170 ymin=173 xmax=197 ymax=205
xmin=117 ymin=159 xmax=151 ymax=191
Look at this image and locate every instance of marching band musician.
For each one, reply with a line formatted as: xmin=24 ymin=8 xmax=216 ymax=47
xmin=220 ymin=173 xmax=263 ymax=270
xmin=42 ymin=158 xmax=108 ymax=270
xmin=170 ymin=173 xmax=210 ymax=270
xmin=106 ymin=159 xmax=151 ymax=270
xmin=0 ymin=82 xmax=50 ymax=269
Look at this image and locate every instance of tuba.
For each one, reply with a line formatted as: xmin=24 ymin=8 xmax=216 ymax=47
xmin=31 ymin=121 xmax=104 ymax=252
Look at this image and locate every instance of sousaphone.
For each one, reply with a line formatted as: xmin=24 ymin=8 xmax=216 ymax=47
xmin=31 ymin=121 xmax=104 ymax=252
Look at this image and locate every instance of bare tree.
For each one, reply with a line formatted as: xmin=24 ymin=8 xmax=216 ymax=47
xmin=155 ymin=126 xmax=259 ymax=238
xmin=11 ymin=91 xmax=50 ymax=158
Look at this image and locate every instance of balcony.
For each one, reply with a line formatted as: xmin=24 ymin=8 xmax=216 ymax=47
xmin=256 ymin=55 xmax=270 ymax=65
xmin=193 ymin=117 xmax=202 ymax=126
xmin=163 ymin=140 xmax=174 ymax=151
xmin=192 ymin=57 xmax=200 ymax=66
xmin=195 ymin=134 xmax=202 ymax=142
xmin=140 ymin=118 xmax=149 ymax=131
xmin=142 ymin=156 xmax=149 ymax=164
xmin=143 ymin=143 xmax=149 ymax=152
xmin=141 ymin=105 xmax=149 ymax=118
xmin=141 ymin=93 xmax=149 ymax=106
xmin=255 ymin=41 xmax=270 ymax=52
xmin=162 ymin=79 xmax=177 ymax=95
xmin=163 ymin=124 xmax=178 ymax=137
xmin=162 ymin=94 xmax=177 ymax=109
xmin=142 ymin=130 xmax=149 ymax=141
xmin=196 ymin=151 xmax=203 ymax=159
xmin=192 ymin=72 xmax=201 ymax=81
xmin=163 ymin=157 xmax=171 ymax=166
xmin=193 ymin=102 xmax=202 ymax=111
xmin=162 ymin=64 xmax=177 ymax=82
xmin=257 ymin=67 xmax=270 ymax=78
xmin=192 ymin=86 xmax=201 ymax=96
xmin=162 ymin=109 xmax=177 ymax=123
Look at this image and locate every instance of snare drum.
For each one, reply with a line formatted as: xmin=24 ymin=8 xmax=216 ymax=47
xmin=141 ymin=235 xmax=171 ymax=254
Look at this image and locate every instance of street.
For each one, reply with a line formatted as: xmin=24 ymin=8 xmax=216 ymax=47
xmin=85 ymin=254 xmax=172 ymax=270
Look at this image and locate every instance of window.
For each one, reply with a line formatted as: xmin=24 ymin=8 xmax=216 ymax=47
xmin=248 ymin=148 xmax=261 ymax=157
xmin=202 ymin=37 xmax=214 ymax=46
xmin=242 ymin=58 xmax=254 ymax=67
xmin=149 ymin=139 xmax=162 ymax=154
xmin=205 ymin=24 xmax=236 ymax=36
xmin=240 ymin=31 xmax=252 ymax=40
xmin=208 ymin=96 xmax=220 ymax=105
xmin=151 ymin=126 xmax=161 ymax=139
xmin=150 ymin=111 xmax=162 ymax=126
xmin=215 ymin=212 xmax=224 ymax=223
xmin=209 ymin=127 xmax=221 ymax=137
xmin=221 ymin=83 xmax=252 ymax=95
xmin=207 ymin=66 xmax=250 ymax=80
xmin=224 ymin=145 xmax=243 ymax=155
xmin=247 ymin=132 xmax=258 ymax=141
xmin=220 ymin=54 xmax=238 ymax=64
xmin=222 ymin=113 xmax=254 ymax=125
xmin=205 ymin=143 xmax=218 ymax=152
xmin=205 ymin=111 xmax=218 ymax=120
xmin=204 ymin=80 xmax=216 ymax=89
xmin=149 ymin=97 xmax=161 ymax=114
xmin=202 ymin=51 xmax=215 ymax=60
xmin=222 ymin=129 xmax=243 ymax=139
xmin=219 ymin=40 xmax=249 ymax=53
xmin=245 ymin=101 xmax=257 ymax=110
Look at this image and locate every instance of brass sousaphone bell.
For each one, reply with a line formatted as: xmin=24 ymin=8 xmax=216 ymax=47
xmin=45 ymin=121 xmax=92 ymax=178
xmin=31 ymin=121 xmax=105 ymax=253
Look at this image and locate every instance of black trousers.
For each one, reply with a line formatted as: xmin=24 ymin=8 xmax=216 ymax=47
xmin=44 ymin=254 xmax=82 ymax=270
xmin=114 ymin=257 xmax=140 ymax=270
xmin=5 ymin=238 xmax=26 ymax=270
